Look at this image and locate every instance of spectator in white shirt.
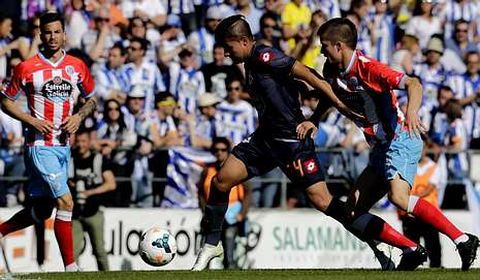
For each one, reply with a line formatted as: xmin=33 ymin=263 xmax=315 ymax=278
xmin=124 ymin=37 xmax=166 ymax=112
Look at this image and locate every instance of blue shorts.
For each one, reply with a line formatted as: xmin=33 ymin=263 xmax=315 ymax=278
xmin=369 ymin=128 xmax=423 ymax=187
xmin=24 ymin=146 xmax=71 ymax=198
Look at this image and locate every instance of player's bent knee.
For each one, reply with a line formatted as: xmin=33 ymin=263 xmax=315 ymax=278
xmin=306 ymin=183 xmax=332 ymax=212
xmin=387 ymin=190 xmax=408 ymax=210
xmin=56 ymin=193 xmax=75 ymax=212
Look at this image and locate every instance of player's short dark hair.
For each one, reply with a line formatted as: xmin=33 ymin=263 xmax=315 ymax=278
xmin=130 ymin=36 xmax=149 ymax=51
xmin=317 ymin=18 xmax=357 ymax=49
xmin=211 ymin=137 xmax=232 ymax=153
xmin=39 ymin=12 xmax=65 ymax=31
xmin=215 ymin=15 xmax=253 ymax=44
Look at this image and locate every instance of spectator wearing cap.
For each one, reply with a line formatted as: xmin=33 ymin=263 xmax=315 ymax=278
xmin=370 ymin=0 xmax=395 ymax=65
xmin=188 ymin=6 xmax=222 ymax=66
xmin=121 ymin=85 xmax=156 ymax=207
xmin=159 ymin=14 xmax=188 ymax=65
xmin=186 ymin=93 xmax=226 ymax=149
xmin=200 ymin=43 xmax=243 ymax=99
xmin=405 ymin=0 xmax=442 ymax=50
xmin=168 ymin=46 xmax=206 ymax=115
xmin=217 ymin=76 xmax=256 ymax=146
xmin=413 ymin=37 xmax=451 ymax=110
xmin=80 ymin=7 xmax=121 ymax=63
xmin=445 ymin=19 xmax=478 ymax=64
xmin=120 ymin=0 xmax=167 ymax=27
xmin=123 ymin=37 xmax=166 ymax=112
xmin=93 ymin=43 xmax=129 ymax=108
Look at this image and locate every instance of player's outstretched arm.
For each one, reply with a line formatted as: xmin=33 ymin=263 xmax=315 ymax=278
xmin=1 ymin=95 xmax=53 ymax=134
xmin=404 ymin=77 xmax=426 ymax=138
xmin=291 ymin=61 xmax=366 ymax=124
xmin=62 ymin=96 xmax=97 ymax=134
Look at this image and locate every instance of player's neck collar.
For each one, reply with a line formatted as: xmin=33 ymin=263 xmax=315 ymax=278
xmin=38 ymin=49 xmax=66 ymax=68
xmin=340 ymin=50 xmax=356 ymax=77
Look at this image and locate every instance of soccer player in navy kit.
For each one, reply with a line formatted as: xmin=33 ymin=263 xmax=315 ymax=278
xmin=192 ymin=15 xmax=418 ymax=271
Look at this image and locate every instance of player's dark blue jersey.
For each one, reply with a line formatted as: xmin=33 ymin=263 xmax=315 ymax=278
xmin=244 ymin=44 xmax=305 ymax=139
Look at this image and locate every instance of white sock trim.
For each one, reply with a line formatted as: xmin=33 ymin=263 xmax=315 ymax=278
xmin=407 ymin=195 xmax=420 ymax=214
xmin=454 ymin=234 xmax=469 ymax=245
xmin=56 ymin=210 xmax=72 ymax=222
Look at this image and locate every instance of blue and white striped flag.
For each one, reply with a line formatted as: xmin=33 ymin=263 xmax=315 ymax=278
xmin=161 ymin=147 xmax=216 ymax=208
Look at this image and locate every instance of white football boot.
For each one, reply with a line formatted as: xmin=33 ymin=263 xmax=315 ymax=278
xmin=191 ymin=242 xmax=224 ymax=271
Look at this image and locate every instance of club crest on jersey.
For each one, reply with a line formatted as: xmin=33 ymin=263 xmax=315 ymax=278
xmin=349 ymin=77 xmax=359 ymax=88
xmin=259 ymin=51 xmax=275 ymax=63
xmin=42 ymin=77 xmax=73 ymax=101
xmin=66 ymin=65 xmax=75 ymax=76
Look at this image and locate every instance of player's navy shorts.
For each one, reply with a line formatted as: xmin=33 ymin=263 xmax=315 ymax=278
xmin=25 ymin=146 xmax=71 ymax=198
xmin=232 ymin=131 xmax=325 ymax=189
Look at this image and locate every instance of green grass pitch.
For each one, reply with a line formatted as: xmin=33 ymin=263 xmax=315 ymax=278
xmin=7 ymin=269 xmax=480 ymax=280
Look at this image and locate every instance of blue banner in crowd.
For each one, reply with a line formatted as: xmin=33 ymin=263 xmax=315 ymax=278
xmin=161 ymin=147 xmax=216 ymax=208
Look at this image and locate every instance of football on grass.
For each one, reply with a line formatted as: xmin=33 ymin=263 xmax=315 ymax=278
xmin=139 ymin=226 xmax=177 ymax=266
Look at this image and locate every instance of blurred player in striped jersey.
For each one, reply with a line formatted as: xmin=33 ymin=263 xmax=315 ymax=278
xmin=0 ymin=12 xmax=96 ymax=272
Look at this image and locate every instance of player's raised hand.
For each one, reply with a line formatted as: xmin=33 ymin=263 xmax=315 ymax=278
xmin=30 ymin=118 xmax=54 ymax=134
xmin=336 ymin=102 xmax=367 ymax=124
xmin=61 ymin=114 xmax=82 ymax=134
xmin=296 ymin=121 xmax=317 ymax=139
xmin=406 ymin=110 xmax=426 ymax=139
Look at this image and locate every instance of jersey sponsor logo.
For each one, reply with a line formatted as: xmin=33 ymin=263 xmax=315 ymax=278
xmin=303 ymin=159 xmax=318 ymax=174
xmin=41 ymin=77 xmax=73 ymax=101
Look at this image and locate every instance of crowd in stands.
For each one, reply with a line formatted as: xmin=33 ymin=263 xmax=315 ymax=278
xmin=0 ymin=0 xmax=479 ymax=209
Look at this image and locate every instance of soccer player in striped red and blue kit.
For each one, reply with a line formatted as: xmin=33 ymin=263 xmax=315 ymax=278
xmin=315 ymin=17 xmax=479 ymax=270
xmin=0 ymin=13 xmax=96 ymax=272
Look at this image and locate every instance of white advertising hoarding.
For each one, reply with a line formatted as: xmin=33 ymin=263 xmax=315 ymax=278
xmin=0 ymin=208 xmax=477 ymax=272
